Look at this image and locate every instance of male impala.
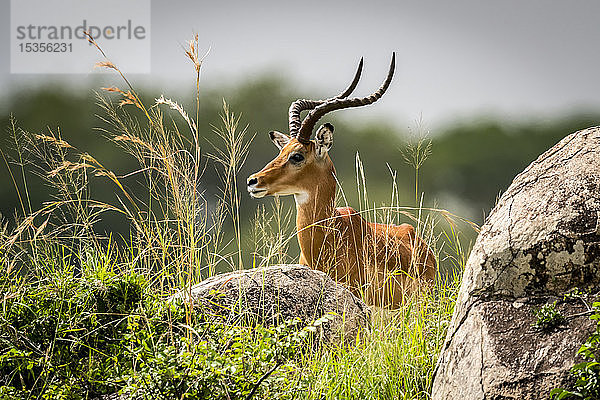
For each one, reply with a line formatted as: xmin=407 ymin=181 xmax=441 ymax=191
xmin=247 ymin=54 xmax=435 ymax=308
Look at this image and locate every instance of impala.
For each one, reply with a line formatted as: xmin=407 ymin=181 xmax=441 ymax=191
xmin=247 ymin=54 xmax=436 ymax=308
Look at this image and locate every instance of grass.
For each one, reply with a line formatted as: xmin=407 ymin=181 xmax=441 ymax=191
xmin=295 ymin=277 xmax=461 ymax=399
xmin=0 ymin=34 xmax=471 ymax=399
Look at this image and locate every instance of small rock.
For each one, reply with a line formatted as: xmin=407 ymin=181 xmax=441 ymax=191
xmin=171 ymin=264 xmax=371 ymax=343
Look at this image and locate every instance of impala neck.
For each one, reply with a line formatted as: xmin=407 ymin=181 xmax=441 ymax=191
xmin=294 ymin=165 xmax=337 ymax=267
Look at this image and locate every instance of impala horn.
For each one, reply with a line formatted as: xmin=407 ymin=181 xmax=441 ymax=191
xmin=288 ymin=57 xmax=363 ymax=141
xmin=291 ymin=53 xmax=395 ymax=144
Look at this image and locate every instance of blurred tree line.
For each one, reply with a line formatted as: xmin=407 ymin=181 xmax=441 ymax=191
xmin=1 ymin=76 xmax=598 ymax=261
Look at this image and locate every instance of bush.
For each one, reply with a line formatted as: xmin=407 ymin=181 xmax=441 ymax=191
xmin=533 ymin=301 xmax=566 ymax=331
xmin=0 ymin=258 xmax=309 ymax=399
xmin=0 ymin=260 xmax=143 ymax=397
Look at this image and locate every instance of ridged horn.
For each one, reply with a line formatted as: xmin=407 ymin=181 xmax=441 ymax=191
xmin=289 ymin=57 xmax=364 ymax=142
xmin=296 ymin=53 xmax=395 ymax=143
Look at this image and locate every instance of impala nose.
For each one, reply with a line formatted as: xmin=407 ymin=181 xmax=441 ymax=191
xmin=247 ymin=177 xmax=258 ymax=187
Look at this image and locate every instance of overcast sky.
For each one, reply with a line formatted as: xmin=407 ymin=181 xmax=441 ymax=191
xmin=2 ymin=0 xmax=600 ymax=130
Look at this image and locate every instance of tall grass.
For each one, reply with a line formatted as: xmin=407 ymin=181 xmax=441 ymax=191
xmin=0 ymin=34 xmax=473 ymax=399
xmin=295 ymin=280 xmax=461 ymax=399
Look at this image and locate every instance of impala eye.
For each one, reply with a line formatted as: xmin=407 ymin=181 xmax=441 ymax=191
xmin=289 ymin=153 xmax=305 ymax=163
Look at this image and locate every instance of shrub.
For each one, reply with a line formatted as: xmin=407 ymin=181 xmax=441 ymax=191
xmin=533 ymin=301 xmax=566 ymax=331
xmin=0 ymin=261 xmax=310 ymax=399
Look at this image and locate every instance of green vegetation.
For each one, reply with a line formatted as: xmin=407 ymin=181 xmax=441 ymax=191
xmin=0 ymin=253 xmax=461 ymax=399
xmin=3 ymin=67 xmax=598 ymax=244
xmin=0 ymin=262 xmax=309 ymax=399
xmin=298 ymin=282 xmax=460 ymax=399
xmin=533 ymin=301 xmax=566 ymax=331
xmin=8 ymin=25 xmax=597 ymax=398
xmin=4 ymin=34 xmax=599 ymax=400
xmin=551 ymin=302 xmax=600 ymax=400
xmin=0 ymin=36 xmax=467 ymax=399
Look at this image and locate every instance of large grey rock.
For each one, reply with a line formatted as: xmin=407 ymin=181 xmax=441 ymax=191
xmin=172 ymin=264 xmax=370 ymax=343
xmin=433 ymin=127 xmax=600 ymax=399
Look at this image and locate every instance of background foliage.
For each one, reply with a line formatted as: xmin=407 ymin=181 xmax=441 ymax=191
xmin=2 ymin=79 xmax=598 ymax=263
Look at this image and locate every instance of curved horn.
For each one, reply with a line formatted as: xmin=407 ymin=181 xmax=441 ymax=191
xmin=337 ymin=57 xmax=364 ymax=99
xmin=289 ymin=57 xmax=364 ymax=141
xmin=297 ymin=53 xmax=395 ymax=143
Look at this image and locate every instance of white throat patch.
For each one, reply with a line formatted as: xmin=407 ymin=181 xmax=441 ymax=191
xmin=294 ymin=192 xmax=310 ymax=206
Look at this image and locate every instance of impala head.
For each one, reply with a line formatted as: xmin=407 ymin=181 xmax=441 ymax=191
xmin=246 ymin=123 xmax=336 ymax=202
xmin=247 ymin=53 xmax=396 ymax=202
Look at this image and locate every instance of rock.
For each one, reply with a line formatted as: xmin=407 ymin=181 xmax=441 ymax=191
xmin=171 ymin=264 xmax=370 ymax=343
xmin=433 ymin=127 xmax=600 ymax=399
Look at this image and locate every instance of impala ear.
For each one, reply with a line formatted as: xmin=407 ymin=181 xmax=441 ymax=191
xmin=269 ymin=130 xmax=291 ymax=150
xmin=315 ymin=123 xmax=334 ymax=158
